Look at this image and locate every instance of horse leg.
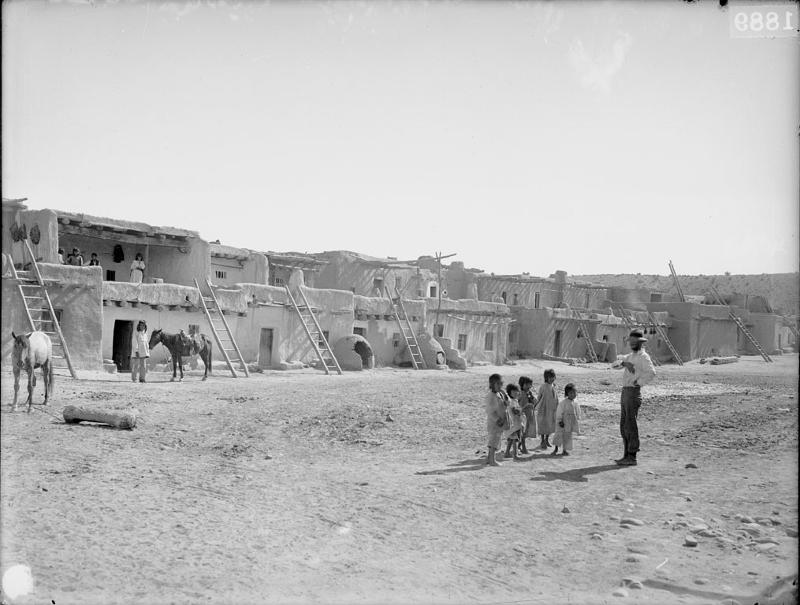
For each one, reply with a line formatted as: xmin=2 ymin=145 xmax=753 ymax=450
xmin=178 ymin=353 xmax=184 ymax=381
xmin=26 ymin=368 xmax=35 ymax=413
xmin=12 ymin=366 xmax=20 ymax=412
xmin=42 ymin=361 xmax=50 ymax=405
xmin=171 ymin=355 xmax=177 ymax=382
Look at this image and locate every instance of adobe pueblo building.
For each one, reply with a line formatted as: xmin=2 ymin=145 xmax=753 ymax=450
xmin=2 ymin=198 xmax=795 ymax=379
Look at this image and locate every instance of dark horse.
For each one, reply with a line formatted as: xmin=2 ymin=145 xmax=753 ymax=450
xmin=149 ymin=328 xmax=213 ymax=381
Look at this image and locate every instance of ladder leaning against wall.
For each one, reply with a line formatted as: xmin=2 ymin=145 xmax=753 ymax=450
xmin=284 ymin=285 xmax=342 ymax=375
xmin=646 ymin=311 xmax=683 ymax=366
xmin=194 ymin=278 xmax=249 ymax=377
xmin=385 ymin=286 xmax=427 ymax=370
xmin=709 ymin=285 xmax=772 ymax=363
xmin=12 ymin=239 xmax=78 ymax=379
xmin=562 ymin=304 xmax=598 ymax=362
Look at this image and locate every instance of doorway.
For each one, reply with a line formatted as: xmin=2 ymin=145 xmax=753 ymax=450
xmin=259 ymin=328 xmax=274 ymax=369
xmin=554 ymin=330 xmax=562 ymax=358
xmin=113 ymin=320 xmax=133 ymax=372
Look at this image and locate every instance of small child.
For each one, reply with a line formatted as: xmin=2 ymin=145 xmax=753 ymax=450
xmin=552 ymin=383 xmax=580 ymax=456
xmin=503 ymin=384 xmax=524 ymax=460
xmin=518 ymin=376 xmax=537 ymax=454
xmin=485 ymin=373 xmax=510 ymax=467
xmin=535 ymin=369 xmax=558 ymax=449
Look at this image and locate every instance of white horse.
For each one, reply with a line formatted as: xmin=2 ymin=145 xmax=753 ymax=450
xmin=12 ymin=331 xmax=54 ymax=413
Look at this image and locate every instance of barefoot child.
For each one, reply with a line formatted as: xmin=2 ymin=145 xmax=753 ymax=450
xmin=503 ymin=384 xmax=524 ymax=460
xmin=552 ymin=383 xmax=580 ymax=456
xmin=535 ymin=369 xmax=558 ymax=449
xmin=518 ymin=376 xmax=537 ymax=454
xmin=485 ymin=374 xmax=509 ymax=467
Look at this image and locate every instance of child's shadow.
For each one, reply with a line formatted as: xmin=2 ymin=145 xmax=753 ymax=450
xmin=530 ymin=464 xmax=622 ymax=483
xmin=415 ymin=458 xmax=488 ymax=476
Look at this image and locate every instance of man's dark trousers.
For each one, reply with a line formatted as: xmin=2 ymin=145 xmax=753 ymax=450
xmin=620 ymin=386 xmax=641 ymax=458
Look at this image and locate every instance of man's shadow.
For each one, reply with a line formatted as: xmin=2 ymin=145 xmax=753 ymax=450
xmin=530 ymin=464 xmax=622 ymax=483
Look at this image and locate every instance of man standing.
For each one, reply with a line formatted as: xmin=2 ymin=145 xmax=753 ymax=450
xmin=613 ymin=329 xmax=656 ymax=466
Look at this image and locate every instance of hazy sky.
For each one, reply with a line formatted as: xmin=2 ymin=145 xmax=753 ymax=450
xmin=3 ymin=0 xmax=798 ymax=276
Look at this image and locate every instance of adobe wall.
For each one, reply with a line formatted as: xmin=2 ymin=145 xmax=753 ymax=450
xmin=649 ymin=302 xmax=737 ymax=360
xmin=314 ymin=253 xmax=437 ymax=298
xmin=147 ymin=239 xmax=210 ymax=287
xmin=3 ymin=208 xmax=60 ymax=266
xmin=740 ymin=312 xmax=780 ymax=354
xmin=210 ymin=253 xmax=268 ymax=288
xmin=563 ymin=284 xmax=610 ymax=310
xmin=426 ymin=298 xmax=510 ymax=365
xmin=352 ymin=295 xmax=425 ymax=367
xmin=476 ymin=276 xmax=559 ymax=308
xmin=2 ymin=263 xmax=103 ymax=371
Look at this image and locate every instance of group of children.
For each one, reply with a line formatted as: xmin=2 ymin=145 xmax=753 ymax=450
xmin=484 ymin=370 xmax=581 ymax=467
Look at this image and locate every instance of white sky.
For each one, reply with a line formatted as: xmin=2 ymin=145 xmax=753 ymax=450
xmin=3 ymin=0 xmax=798 ymax=276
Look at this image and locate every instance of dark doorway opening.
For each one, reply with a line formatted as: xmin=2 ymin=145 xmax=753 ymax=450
xmin=259 ymin=328 xmax=274 ymax=369
xmin=113 ymin=320 xmax=133 ymax=372
xmin=554 ymin=330 xmax=562 ymax=358
xmin=353 ymin=339 xmax=374 ymax=369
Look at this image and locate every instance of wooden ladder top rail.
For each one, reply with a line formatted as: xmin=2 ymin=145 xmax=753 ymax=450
xmin=669 ymin=260 xmax=686 ymax=303
xmin=709 ymin=285 xmax=772 ymax=363
xmin=385 ymin=286 xmax=426 ymax=369
xmin=194 ymin=278 xmax=239 ymax=377
xmin=19 ymin=240 xmax=78 ymax=379
xmin=283 ymin=286 xmax=341 ymax=375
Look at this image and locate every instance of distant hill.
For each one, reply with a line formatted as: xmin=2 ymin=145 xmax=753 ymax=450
xmin=572 ymin=273 xmax=799 ymax=316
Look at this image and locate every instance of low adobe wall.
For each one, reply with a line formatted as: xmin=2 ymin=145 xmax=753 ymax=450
xmin=2 ymin=263 xmax=103 ymax=371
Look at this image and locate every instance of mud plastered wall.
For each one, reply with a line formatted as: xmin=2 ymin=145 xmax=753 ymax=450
xmin=3 ymin=209 xmax=59 ymax=266
xmin=2 ymin=264 xmax=103 ymax=371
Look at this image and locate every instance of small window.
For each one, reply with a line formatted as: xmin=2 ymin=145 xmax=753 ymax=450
xmin=429 ymin=285 xmax=437 ymax=298
xmin=512 ymin=293 xmax=518 ymax=305
xmin=457 ymin=334 xmax=467 ymax=351
xmin=395 ymin=277 xmax=402 ymax=289
xmin=272 ymin=276 xmax=285 ymax=287
xmin=434 ymin=324 xmax=444 ymax=337
xmin=215 ymin=270 xmax=227 ymax=279
xmin=373 ymin=278 xmax=384 ymax=293
xmin=353 ymin=327 xmax=366 ymax=336
xmin=534 ymin=292 xmax=540 ymax=309
xmin=393 ymin=332 xmax=401 ymax=348
xmin=485 ymin=332 xmax=494 ymax=351
xmin=501 ymin=291 xmax=507 ymax=303
xmin=105 ymin=270 xmax=115 ymax=281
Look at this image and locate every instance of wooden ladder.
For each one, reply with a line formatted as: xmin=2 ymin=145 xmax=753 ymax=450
xmin=12 ymin=240 xmax=78 ymax=378
xmin=386 ymin=286 xmax=427 ymax=369
xmin=646 ymin=311 xmax=683 ymax=365
xmin=195 ymin=278 xmax=249 ymax=377
xmin=284 ymin=285 xmax=342 ymax=375
xmin=669 ymin=260 xmax=686 ymax=302
xmin=564 ymin=304 xmax=598 ymax=362
xmin=612 ymin=303 xmax=661 ymax=367
xmin=710 ymin=286 xmax=772 ymax=362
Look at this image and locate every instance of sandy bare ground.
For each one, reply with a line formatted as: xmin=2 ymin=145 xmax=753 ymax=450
xmin=1 ymin=355 xmax=797 ymax=605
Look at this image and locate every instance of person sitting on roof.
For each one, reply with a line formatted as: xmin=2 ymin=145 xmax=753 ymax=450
xmin=58 ymin=248 xmax=65 ymax=264
xmin=66 ymin=247 xmax=84 ymax=266
xmin=88 ymin=252 xmax=101 ymax=267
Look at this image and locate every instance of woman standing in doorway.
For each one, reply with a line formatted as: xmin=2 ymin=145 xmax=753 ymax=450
xmin=130 ymin=253 xmax=145 ymax=283
xmin=131 ymin=320 xmax=149 ymax=383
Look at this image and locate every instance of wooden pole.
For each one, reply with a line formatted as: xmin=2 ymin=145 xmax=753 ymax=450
xmin=433 ymin=252 xmax=456 ymax=338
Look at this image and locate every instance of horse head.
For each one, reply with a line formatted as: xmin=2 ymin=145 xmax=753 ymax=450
xmin=11 ymin=331 xmax=29 ymax=354
xmin=148 ymin=329 xmax=162 ymax=350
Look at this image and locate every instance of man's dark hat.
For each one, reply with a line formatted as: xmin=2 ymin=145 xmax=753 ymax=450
xmin=629 ymin=329 xmax=647 ymax=342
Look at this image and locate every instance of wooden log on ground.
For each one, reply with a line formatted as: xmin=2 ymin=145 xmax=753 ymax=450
xmin=709 ymin=356 xmax=739 ymax=365
xmin=62 ymin=406 xmax=137 ymax=429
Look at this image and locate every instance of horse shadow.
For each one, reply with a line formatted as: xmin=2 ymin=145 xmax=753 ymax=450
xmin=530 ymin=464 xmax=622 ymax=483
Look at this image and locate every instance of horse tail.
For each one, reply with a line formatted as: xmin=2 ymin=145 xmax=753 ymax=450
xmin=47 ymin=359 xmax=55 ymax=396
xmin=207 ymin=336 xmax=213 ymax=373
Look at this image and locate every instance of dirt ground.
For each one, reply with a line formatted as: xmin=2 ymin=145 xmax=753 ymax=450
xmin=1 ymin=354 xmax=797 ymax=605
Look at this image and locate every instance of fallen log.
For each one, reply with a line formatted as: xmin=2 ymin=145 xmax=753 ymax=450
xmin=709 ymin=356 xmax=739 ymax=365
xmin=62 ymin=406 xmax=137 ymax=429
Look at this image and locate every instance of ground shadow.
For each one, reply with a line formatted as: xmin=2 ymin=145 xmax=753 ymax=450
xmin=530 ymin=464 xmax=623 ymax=483
xmin=416 ymin=457 xmax=492 ymax=475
